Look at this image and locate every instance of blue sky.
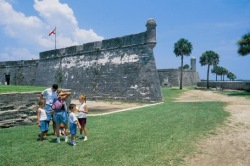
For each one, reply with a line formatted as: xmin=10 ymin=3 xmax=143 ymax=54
xmin=0 ymin=0 xmax=250 ymax=80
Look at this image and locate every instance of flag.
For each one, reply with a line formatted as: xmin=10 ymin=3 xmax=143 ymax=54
xmin=49 ymin=27 xmax=56 ymax=36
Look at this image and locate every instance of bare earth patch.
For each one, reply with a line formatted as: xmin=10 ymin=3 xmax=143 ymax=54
xmin=175 ymin=90 xmax=250 ymax=166
xmin=71 ymin=100 xmax=148 ymax=116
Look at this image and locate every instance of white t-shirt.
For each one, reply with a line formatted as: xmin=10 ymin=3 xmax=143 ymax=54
xmin=78 ymin=103 xmax=87 ymax=118
xmin=42 ymin=88 xmax=57 ymax=105
xmin=69 ymin=112 xmax=78 ymax=124
xmin=39 ymin=108 xmax=47 ymax=121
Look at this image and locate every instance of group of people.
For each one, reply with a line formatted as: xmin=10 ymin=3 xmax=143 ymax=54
xmin=37 ymin=84 xmax=88 ymax=146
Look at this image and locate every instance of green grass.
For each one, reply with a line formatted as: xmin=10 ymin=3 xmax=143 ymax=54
xmin=216 ymin=90 xmax=250 ymax=100
xmin=0 ymin=85 xmax=47 ymax=93
xmin=0 ymin=87 xmax=230 ymax=166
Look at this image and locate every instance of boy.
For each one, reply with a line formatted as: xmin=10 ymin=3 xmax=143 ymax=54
xmin=68 ymin=104 xmax=81 ymax=146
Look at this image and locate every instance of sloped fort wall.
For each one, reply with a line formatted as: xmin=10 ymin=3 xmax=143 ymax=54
xmin=0 ymin=19 xmax=162 ymax=103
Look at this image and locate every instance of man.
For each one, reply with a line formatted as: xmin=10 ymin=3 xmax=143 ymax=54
xmin=39 ymin=84 xmax=58 ymax=135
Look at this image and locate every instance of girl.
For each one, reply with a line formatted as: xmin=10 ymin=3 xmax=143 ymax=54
xmin=37 ymin=100 xmax=48 ymax=141
xmin=78 ymin=95 xmax=88 ymax=141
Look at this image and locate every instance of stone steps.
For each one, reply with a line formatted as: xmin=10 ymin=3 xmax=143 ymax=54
xmin=0 ymin=105 xmax=15 ymax=111
xmin=0 ymin=104 xmax=38 ymax=128
xmin=0 ymin=117 xmax=34 ymax=128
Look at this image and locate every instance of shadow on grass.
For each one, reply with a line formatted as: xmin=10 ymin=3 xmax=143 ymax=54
xmin=225 ymin=91 xmax=250 ymax=97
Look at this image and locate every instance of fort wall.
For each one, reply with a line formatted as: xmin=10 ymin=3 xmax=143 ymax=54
xmin=158 ymin=69 xmax=200 ymax=86
xmin=157 ymin=57 xmax=200 ymax=86
xmin=0 ymin=19 xmax=162 ymax=103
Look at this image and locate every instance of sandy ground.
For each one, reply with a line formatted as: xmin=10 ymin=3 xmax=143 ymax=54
xmin=175 ymin=90 xmax=250 ymax=166
xmin=70 ymin=100 xmax=150 ymax=116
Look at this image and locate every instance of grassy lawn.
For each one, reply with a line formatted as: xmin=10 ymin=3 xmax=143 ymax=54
xmin=0 ymin=87 xmax=229 ymax=166
xmin=0 ymin=85 xmax=46 ymax=93
xmin=216 ymin=90 xmax=250 ymax=100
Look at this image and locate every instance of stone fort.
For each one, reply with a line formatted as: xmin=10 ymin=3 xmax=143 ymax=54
xmin=0 ymin=19 xmax=200 ymax=103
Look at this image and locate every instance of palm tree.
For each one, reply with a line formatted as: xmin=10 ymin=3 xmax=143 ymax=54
xmin=220 ymin=67 xmax=228 ymax=81
xmin=200 ymin=51 xmax=219 ymax=89
xmin=211 ymin=65 xmax=220 ymax=81
xmin=227 ymin=72 xmax=236 ymax=81
xmin=216 ymin=66 xmax=224 ymax=81
xmin=174 ymin=38 xmax=193 ymax=89
xmin=237 ymin=32 xmax=250 ymax=56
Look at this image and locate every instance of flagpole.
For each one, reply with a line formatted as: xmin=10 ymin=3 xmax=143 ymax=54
xmin=55 ymin=26 xmax=56 ymax=56
xmin=49 ymin=27 xmax=62 ymax=87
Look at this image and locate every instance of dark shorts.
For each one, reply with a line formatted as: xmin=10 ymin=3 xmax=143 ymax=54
xmin=78 ymin=118 xmax=87 ymax=127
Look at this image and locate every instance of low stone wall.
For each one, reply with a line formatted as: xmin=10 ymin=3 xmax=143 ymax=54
xmin=0 ymin=89 xmax=72 ymax=128
xmin=0 ymin=92 xmax=40 ymax=128
xmin=197 ymin=81 xmax=250 ymax=91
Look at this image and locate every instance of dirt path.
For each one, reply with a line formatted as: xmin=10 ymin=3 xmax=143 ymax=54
xmin=175 ymin=90 xmax=250 ymax=166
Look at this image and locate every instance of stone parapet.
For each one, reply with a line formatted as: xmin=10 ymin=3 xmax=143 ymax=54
xmin=39 ymin=32 xmax=147 ymax=59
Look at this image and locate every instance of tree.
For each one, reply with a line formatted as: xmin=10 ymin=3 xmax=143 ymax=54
xmin=215 ymin=66 xmax=224 ymax=81
xmin=211 ymin=65 xmax=220 ymax=81
xmin=174 ymin=38 xmax=193 ymax=89
xmin=200 ymin=51 xmax=219 ymax=89
xmin=227 ymin=72 xmax=236 ymax=81
xmin=220 ymin=67 xmax=228 ymax=81
xmin=183 ymin=64 xmax=190 ymax=69
xmin=178 ymin=64 xmax=190 ymax=69
xmin=214 ymin=66 xmax=229 ymax=81
xmin=237 ymin=32 xmax=250 ymax=56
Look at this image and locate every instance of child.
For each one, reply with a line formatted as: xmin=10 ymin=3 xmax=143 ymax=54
xmin=68 ymin=104 xmax=81 ymax=146
xmin=78 ymin=95 xmax=88 ymax=141
xmin=37 ymin=100 xmax=48 ymax=141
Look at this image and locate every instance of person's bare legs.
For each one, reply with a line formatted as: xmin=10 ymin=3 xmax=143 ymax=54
xmin=83 ymin=126 xmax=87 ymax=141
xmin=79 ymin=128 xmax=83 ymax=135
xmin=64 ymin=123 xmax=69 ymax=142
xmin=56 ymin=124 xmax=61 ymax=142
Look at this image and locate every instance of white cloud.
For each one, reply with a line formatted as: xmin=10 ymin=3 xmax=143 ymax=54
xmin=0 ymin=47 xmax=36 ymax=61
xmin=0 ymin=0 xmax=43 ymax=39
xmin=33 ymin=0 xmax=104 ymax=47
xmin=0 ymin=0 xmax=104 ymax=61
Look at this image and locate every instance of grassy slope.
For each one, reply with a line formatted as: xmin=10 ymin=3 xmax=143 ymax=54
xmin=0 ymin=87 xmax=229 ymax=166
xmin=0 ymin=85 xmax=46 ymax=93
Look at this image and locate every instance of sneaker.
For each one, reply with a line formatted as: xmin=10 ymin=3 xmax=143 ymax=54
xmin=83 ymin=136 xmax=88 ymax=141
xmin=78 ymin=135 xmax=84 ymax=139
xmin=65 ymin=137 xmax=68 ymax=142
xmin=56 ymin=138 xmax=60 ymax=143
xmin=72 ymin=141 xmax=76 ymax=146
xmin=37 ymin=138 xmax=43 ymax=141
